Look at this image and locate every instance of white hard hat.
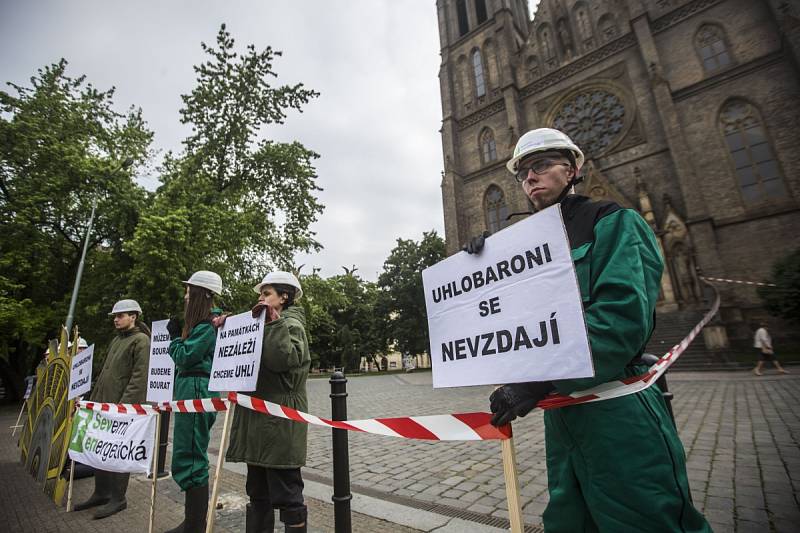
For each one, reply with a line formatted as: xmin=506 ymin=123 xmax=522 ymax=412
xmin=253 ymin=271 xmax=303 ymax=299
xmin=183 ymin=270 xmax=223 ymax=295
xmin=506 ymin=128 xmax=585 ymax=173
xmin=67 ymin=338 xmax=88 ymax=349
xmin=109 ymin=299 xmax=143 ymax=315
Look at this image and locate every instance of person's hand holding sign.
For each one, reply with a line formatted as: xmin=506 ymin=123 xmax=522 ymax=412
xmin=166 ymin=317 xmax=182 ymax=339
xmin=251 ymin=302 xmax=280 ymax=323
xmin=489 ymin=382 xmax=555 ymax=427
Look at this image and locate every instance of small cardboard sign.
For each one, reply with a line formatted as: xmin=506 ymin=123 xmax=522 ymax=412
xmin=146 ymin=319 xmax=175 ymax=402
xmin=208 ymin=310 xmax=265 ymax=392
xmin=68 ymin=344 xmax=94 ymax=400
xmin=422 ymin=204 xmax=593 ymax=388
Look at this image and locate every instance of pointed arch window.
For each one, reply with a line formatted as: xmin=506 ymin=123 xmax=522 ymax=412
xmin=456 ymin=0 xmax=469 ymax=37
xmin=696 ymin=25 xmax=731 ymax=72
xmin=475 ymin=0 xmax=488 ymax=24
xmin=480 ymin=128 xmax=497 ymax=164
xmin=472 ymin=50 xmax=486 ymax=97
xmin=485 ymin=185 xmax=509 ymax=233
xmin=720 ymin=99 xmax=786 ymax=203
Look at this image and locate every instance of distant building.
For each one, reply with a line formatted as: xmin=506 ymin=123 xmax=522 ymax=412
xmin=435 ymin=0 xmax=800 ymax=360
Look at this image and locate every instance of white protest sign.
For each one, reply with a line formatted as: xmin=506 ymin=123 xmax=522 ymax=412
xmin=208 ymin=310 xmax=265 ymax=392
xmin=23 ymin=375 xmax=36 ymax=400
xmin=68 ymin=344 xmax=94 ymax=399
xmin=68 ymin=407 xmax=157 ymax=474
xmin=146 ymin=319 xmax=175 ymax=402
xmin=422 ymin=204 xmax=593 ymax=388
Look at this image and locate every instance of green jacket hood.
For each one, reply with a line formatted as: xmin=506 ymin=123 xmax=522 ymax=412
xmin=281 ymin=305 xmax=306 ymax=327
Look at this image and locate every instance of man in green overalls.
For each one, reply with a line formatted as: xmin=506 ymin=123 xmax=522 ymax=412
xmin=164 ymin=271 xmax=223 ymax=533
xmin=469 ymin=128 xmax=711 ymax=532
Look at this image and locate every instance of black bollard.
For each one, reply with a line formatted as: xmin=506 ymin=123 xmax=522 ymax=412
xmin=329 ymin=371 xmax=352 ymax=533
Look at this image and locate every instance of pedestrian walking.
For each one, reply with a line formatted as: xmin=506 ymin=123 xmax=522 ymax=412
xmin=753 ymin=321 xmax=788 ymax=376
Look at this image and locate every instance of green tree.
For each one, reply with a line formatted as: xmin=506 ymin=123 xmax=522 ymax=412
xmin=758 ymin=249 xmax=800 ymax=325
xmin=0 ymin=59 xmax=152 ymax=393
xmin=378 ymin=231 xmax=446 ymax=357
xmin=126 ymin=24 xmax=323 ymax=320
xmin=299 ymin=270 xmax=388 ymax=372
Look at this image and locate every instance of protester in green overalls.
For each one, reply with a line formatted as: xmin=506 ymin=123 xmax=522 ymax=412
xmin=74 ymin=299 xmax=150 ymax=519
xmin=225 ymin=271 xmax=310 ymax=533
xmin=164 ymin=271 xmax=223 ymax=533
xmin=469 ymin=128 xmax=711 ymax=532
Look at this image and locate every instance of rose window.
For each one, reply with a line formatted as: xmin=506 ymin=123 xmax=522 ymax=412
xmin=552 ymin=90 xmax=626 ymax=156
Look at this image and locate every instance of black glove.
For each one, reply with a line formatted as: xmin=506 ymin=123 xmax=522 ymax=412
xmin=166 ymin=317 xmax=182 ymax=339
xmin=463 ymin=231 xmax=490 ymax=254
xmin=489 ymin=382 xmax=555 ymax=427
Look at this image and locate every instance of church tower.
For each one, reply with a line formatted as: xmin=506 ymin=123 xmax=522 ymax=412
xmin=435 ymin=0 xmax=800 ymax=356
xmin=437 ymin=0 xmax=532 ymax=256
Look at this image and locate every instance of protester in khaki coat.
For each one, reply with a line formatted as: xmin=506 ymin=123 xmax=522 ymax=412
xmin=225 ymin=272 xmax=311 ymax=533
xmin=74 ymin=299 xmax=150 ymax=520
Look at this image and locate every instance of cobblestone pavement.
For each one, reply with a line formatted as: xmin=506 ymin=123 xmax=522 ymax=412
xmin=205 ymin=369 xmax=798 ymax=533
xmin=0 ymin=406 xmax=420 ymax=533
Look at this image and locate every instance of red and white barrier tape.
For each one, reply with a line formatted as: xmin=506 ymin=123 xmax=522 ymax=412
xmin=536 ymin=279 xmax=721 ymax=409
xmin=699 ymin=276 xmax=776 ymax=287
xmin=231 ymin=392 xmax=509 ymax=441
xmin=78 ymin=395 xmax=509 ymax=441
xmin=78 ymin=282 xmax=722 ymax=430
xmin=158 ymin=397 xmax=229 ymax=413
xmin=79 ymin=400 xmax=159 ymax=416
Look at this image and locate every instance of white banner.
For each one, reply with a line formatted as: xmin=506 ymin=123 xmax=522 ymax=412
xmin=422 ymin=204 xmax=593 ymax=388
xmin=146 ymin=319 xmax=175 ymax=402
xmin=68 ymin=344 xmax=94 ymax=400
xmin=68 ymin=407 xmax=156 ymax=474
xmin=208 ymin=310 xmax=265 ymax=392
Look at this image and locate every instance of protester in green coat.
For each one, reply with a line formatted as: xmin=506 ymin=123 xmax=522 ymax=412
xmin=74 ymin=299 xmax=150 ymax=520
xmin=226 ymin=271 xmax=310 ymax=533
xmin=164 ymin=271 xmax=223 ymax=533
xmin=474 ymin=128 xmax=710 ymax=532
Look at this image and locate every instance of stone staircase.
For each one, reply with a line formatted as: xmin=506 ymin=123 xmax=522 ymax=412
xmin=645 ymin=309 xmax=738 ymax=370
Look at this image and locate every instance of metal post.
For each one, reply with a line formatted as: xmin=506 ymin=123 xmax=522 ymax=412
xmin=329 ymin=371 xmax=352 ymax=533
xmin=64 ymin=199 xmax=97 ymax=334
xmin=64 ymin=158 xmax=132 ymax=333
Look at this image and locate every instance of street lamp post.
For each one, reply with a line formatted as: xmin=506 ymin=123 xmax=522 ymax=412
xmin=64 ymin=158 xmax=133 ymax=334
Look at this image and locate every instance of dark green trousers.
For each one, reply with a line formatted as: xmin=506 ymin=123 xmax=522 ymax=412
xmin=171 ymin=375 xmax=217 ymax=491
xmin=542 ymin=379 xmax=711 ymax=532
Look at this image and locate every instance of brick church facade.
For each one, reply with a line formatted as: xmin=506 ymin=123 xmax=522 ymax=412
xmin=435 ymin=0 xmax=800 ymax=360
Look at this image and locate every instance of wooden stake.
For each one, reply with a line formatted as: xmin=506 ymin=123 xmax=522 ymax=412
xmin=66 ymin=459 xmax=75 ymax=511
xmin=148 ymin=411 xmax=162 ymax=533
xmin=501 ymin=434 xmax=525 ymax=533
xmin=10 ymin=400 xmax=26 ymax=437
xmin=206 ymin=402 xmax=235 ymax=533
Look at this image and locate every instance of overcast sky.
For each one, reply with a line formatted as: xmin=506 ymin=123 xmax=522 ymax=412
xmin=1 ymin=1 xmax=537 ymax=281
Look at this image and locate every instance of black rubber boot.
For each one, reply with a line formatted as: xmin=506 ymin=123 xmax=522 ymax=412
xmin=73 ymin=470 xmax=111 ymax=511
xmin=183 ymin=485 xmax=209 ymax=533
xmin=93 ymin=472 xmax=129 ymax=519
xmin=246 ymin=500 xmax=275 ymax=533
xmin=282 ymin=507 xmax=307 ymax=533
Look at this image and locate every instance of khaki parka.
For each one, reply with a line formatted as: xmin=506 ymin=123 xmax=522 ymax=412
xmin=226 ymin=305 xmax=311 ymax=468
xmin=90 ymin=325 xmax=150 ymax=404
